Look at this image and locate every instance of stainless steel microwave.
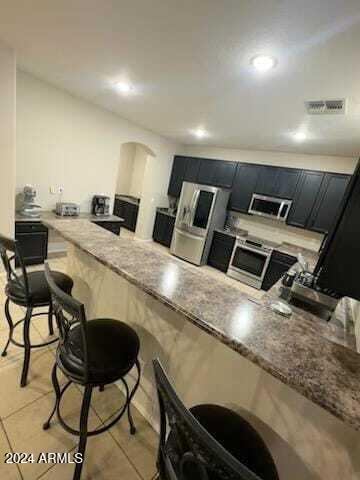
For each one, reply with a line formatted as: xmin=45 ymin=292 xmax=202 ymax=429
xmin=248 ymin=194 xmax=292 ymax=222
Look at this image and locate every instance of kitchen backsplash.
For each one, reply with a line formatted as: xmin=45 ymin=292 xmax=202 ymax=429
xmin=226 ymin=211 xmax=324 ymax=252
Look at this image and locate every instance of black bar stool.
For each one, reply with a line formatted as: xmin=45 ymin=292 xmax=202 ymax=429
xmin=43 ymin=262 xmax=141 ymax=480
xmin=0 ymin=234 xmax=74 ymax=387
xmin=153 ymin=359 xmax=279 ymax=480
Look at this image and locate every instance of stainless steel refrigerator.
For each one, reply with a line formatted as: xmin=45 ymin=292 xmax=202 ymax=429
xmin=170 ymin=182 xmax=230 ymax=265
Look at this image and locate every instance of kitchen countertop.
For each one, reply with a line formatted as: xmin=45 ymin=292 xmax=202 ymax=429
xmin=42 ymin=217 xmax=360 ymax=431
xmin=15 ymin=211 xmax=124 ymax=223
xmin=114 ymin=194 xmax=140 ymax=205
xmin=156 ymin=207 xmax=176 ymax=218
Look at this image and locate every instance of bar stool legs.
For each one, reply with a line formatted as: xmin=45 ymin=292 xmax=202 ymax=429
xmin=2 ymin=299 xmax=14 ymax=357
xmin=43 ymin=363 xmax=61 ymax=430
xmin=48 ymin=302 xmax=54 ymax=336
xmin=74 ymin=386 xmax=93 ymax=480
xmin=20 ymin=307 xmax=33 ymax=388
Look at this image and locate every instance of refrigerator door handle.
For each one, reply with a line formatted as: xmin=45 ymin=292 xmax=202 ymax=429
xmin=189 ymin=189 xmax=200 ymax=227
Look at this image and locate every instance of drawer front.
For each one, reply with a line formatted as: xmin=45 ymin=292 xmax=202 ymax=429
xmin=15 ymin=222 xmax=48 ymax=234
xmin=92 ymin=221 xmax=121 ymax=235
xmin=212 ymin=231 xmax=236 ymax=245
xmin=272 ymin=250 xmax=297 ymax=266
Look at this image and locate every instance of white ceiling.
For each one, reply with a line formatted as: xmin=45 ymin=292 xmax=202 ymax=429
xmin=1 ymin=0 xmax=360 ymax=156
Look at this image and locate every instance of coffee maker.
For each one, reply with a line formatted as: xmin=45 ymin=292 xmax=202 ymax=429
xmin=92 ymin=195 xmax=110 ymax=216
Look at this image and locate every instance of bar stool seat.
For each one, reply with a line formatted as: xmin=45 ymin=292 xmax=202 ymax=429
xmin=7 ymin=270 xmax=73 ymax=307
xmin=59 ymin=318 xmax=140 ymax=384
xmin=188 ymin=404 xmax=279 ymax=480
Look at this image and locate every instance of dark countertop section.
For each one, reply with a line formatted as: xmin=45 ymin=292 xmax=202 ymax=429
xmin=114 ymin=194 xmax=140 ymax=205
xmin=15 ymin=211 xmax=124 ymax=223
xmin=156 ymin=207 xmax=176 ymax=218
xmin=42 ymin=218 xmax=360 ymax=431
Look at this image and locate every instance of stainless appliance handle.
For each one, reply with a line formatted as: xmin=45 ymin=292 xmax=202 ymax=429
xmin=228 ymin=242 xmax=272 ymax=282
xmin=188 ymin=189 xmax=200 ymax=227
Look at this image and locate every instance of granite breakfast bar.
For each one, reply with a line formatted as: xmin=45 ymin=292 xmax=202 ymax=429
xmin=42 ymin=218 xmax=360 ymax=480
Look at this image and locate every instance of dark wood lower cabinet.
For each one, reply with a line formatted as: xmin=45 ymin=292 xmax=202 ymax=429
xmin=113 ymin=198 xmax=139 ymax=232
xmin=92 ymin=221 xmax=121 ymax=235
xmin=207 ymin=231 xmax=236 ymax=273
xmin=153 ymin=212 xmax=175 ymax=248
xmin=15 ymin=222 xmax=48 ymax=267
xmin=262 ymin=250 xmax=297 ymax=291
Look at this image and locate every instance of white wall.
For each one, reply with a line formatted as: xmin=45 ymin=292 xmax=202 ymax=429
xmin=180 ymin=145 xmax=357 ymax=173
xmin=16 ymin=71 xmax=178 ymax=224
xmin=0 ymin=41 xmax=16 ymax=237
xmin=129 ymin=145 xmax=148 ymax=199
xmin=115 ymin=143 xmax=135 ymax=195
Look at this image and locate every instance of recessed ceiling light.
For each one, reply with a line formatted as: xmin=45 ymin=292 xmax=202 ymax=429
xmin=115 ymin=81 xmax=133 ymax=94
xmin=192 ymin=128 xmax=208 ymax=139
xmin=251 ymin=55 xmax=276 ymax=72
xmin=293 ymin=132 xmax=306 ymax=142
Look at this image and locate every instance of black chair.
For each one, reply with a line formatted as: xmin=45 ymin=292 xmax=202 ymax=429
xmin=153 ymin=359 xmax=279 ymax=480
xmin=0 ymin=234 xmax=73 ymax=387
xmin=43 ymin=262 xmax=141 ymax=480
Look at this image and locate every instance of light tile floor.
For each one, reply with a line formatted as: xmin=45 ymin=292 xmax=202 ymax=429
xmin=0 ymin=228 xmax=262 ymax=479
xmin=0 ymin=256 xmax=158 ymax=480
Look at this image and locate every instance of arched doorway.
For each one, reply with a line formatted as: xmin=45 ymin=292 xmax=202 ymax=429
xmin=116 ymin=142 xmax=165 ymax=240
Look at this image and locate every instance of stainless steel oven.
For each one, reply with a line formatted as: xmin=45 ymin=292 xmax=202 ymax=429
xmin=248 ymin=194 xmax=292 ymax=222
xmin=227 ymin=237 xmax=275 ymax=289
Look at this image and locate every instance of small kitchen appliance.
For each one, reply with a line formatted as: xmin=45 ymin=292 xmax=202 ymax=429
xmin=55 ymin=202 xmax=80 ymax=217
xmin=248 ymin=194 xmax=292 ymax=222
xmin=92 ymin=195 xmax=110 ymax=216
xmin=170 ymin=182 xmax=230 ymax=266
xmin=227 ymin=235 xmax=280 ymax=289
xmin=19 ymin=185 xmax=42 ymax=218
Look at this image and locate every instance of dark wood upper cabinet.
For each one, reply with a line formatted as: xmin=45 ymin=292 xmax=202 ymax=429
xmin=255 ymin=166 xmax=280 ymax=196
xmin=255 ymin=166 xmax=301 ymax=199
xmin=275 ymin=168 xmax=301 ymax=199
xmin=308 ymin=173 xmax=350 ymax=234
xmin=213 ymin=161 xmax=237 ymax=188
xmin=184 ymin=157 xmax=201 ymax=183
xmin=197 ymin=159 xmax=236 ymax=188
xmin=287 ymin=170 xmax=324 ymax=229
xmin=229 ymin=163 xmax=262 ymax=213
xmin=167 ymin=156 xmax=188 ymax=197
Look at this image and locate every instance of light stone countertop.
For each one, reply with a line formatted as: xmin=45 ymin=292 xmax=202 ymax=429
xmin=42 ymin=217 xmax=360 ymax=431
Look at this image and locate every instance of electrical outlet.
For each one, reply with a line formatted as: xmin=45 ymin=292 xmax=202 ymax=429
xmin=49 ymin=186 xmax=57 ymax=195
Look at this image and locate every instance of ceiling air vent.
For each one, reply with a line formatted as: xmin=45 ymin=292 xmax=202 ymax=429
xmin=305 ymin=99 xmax=346 ymax=115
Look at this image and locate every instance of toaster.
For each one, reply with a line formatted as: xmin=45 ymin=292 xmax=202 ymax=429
xmin=55 ymin=202 xmax=80 ymax=217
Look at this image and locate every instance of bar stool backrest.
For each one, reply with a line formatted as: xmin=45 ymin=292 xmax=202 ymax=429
xmin=44 ymin=262 xmax=89 ymax=383
xmin=153 ymin=359 xmax=262 ymax=480
xmin=0 ymin=234 xmax=29 ymax=300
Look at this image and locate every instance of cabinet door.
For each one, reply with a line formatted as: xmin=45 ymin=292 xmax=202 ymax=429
xmin=163 ymin=216 xmax=175 ymax=247
xmin=308 ymin=173 xmax=350 ymax=234
xmin=153 ymin=212 xmax=166 ymax=243
xmin=287 ymin=171 xmax=324 ymax=228
xmin=229 ymin=164 xmax=262 ymax=213
xmin=167 ymin=156 xmax=188 ymax=197
xmin=213 ymin=161 xmax=237 ymax=188
xmin=126 ymin=204 xmax=139 ymax=232
xmin=113 ymin=198 xmax=125 ymax=218
xmin=15 ymin=230 xmax=48 ymax=266
xmin=207 ymin=232 xmax=236 ymax=272
xmin=184 ymin=157 xmax=201 ymax=183
xmin=255 ymin=166 xmax=280 ymax=196
xmin=276 ymin=168 xmax=301 ymax=199
xmin=197 ymin=159 xmax=217 ymax=185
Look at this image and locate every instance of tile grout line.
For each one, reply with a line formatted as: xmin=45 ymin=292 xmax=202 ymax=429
xmin=0 ymin=417 xmax=24 ymax=480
